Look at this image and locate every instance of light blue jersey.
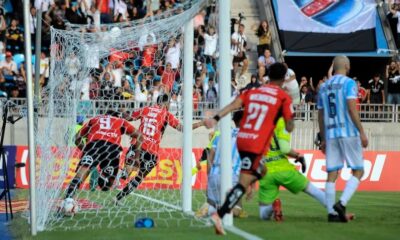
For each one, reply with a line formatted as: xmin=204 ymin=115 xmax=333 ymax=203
xmin=317 ymin=74 xmax=360 ymax=139
xmin=210 ymin=128 xmax=241 ymax=177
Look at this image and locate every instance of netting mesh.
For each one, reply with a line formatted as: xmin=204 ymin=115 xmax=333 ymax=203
xmin=33 ymin=0 xmax=210 ymax=231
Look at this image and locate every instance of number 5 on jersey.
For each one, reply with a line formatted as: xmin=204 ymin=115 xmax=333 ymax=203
xmin=143 ymin=118 xmax=157 ymax=137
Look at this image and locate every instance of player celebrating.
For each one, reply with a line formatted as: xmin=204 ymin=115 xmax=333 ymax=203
xmin=203 ymin=62 xmax=295 ymax=235
xmin=207 ymin=110 xmax=246 ymax=218
xmin=318 ymin=56 xmax=368 ymax=222
xmin=258 ymin=117 xmax=325 ymax=221
xmin=63 ymin=110 xmax=142 ymax=205
xmin=114 ymin=94 xmax=203 ymax=203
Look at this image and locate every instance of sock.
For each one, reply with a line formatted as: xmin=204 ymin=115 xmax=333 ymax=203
xmin=217 ymin=183 xmax=245 ymax=218
xmin=304 ymin=183 xmax=326 ymax=207
xmin=65 ymin=177 xmax=81 ymax=199
xmin=340 ymin=176 xmax=360 ymax=206
xmin=259 ymin=205 xmax=273 ymax=220
xmin=208 ymin=205 xmax=217 ymax=216
xmin=116 ymin=175 xmax=143 ymax=201
xmin=89 ymin=168 xmax=99 ymax=191
xmin=325 ymin=182 xmax=336 ymax=214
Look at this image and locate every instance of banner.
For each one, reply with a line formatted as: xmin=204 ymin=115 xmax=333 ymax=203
xmin=274 ymin=0 xmax=377 ymax=52
xmin=11 ymin=146 xmax=400 ymax=191
xmin=0 ymin=146 xmax=16 ymax=189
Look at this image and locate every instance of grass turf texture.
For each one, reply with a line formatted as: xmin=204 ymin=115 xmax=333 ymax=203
xmin=9 ymin=190 xmax=400 ymax=240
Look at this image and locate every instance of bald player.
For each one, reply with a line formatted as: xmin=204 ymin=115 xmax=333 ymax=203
xmin=317 ymin=56 xmax=368 ymax=222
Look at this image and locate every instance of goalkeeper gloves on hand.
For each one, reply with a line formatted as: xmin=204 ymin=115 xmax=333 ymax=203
xmin=295 ymin=156 xmax=306 ymax=173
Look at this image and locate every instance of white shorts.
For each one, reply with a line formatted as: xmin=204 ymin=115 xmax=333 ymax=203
xmin=207 ymin=172 xmax=239 ymax=207
xmin=326 ymin=137 xmax=364 ymax=172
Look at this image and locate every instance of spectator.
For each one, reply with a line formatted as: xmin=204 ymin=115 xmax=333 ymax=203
xmin=283 ymin=63 xmax=300 ymax=105
xmin=194 ymin=9 xmax=207 ymax=29
xmin=134 ymin=69 xmax=148 ymax=102
xmin=10 ymin=86 xmax=20 ymax=98
xmin=161 ymin=62 xmax=176 ymax=94
xmin=200 ymin=26 xmax=218 ymax=68
xmin=30 ymin=7 xmax=37 ymax=42
xmin=89 ymin=74 xmax=100 ymax=99
xmin=231 ymin=24 xmax=249 ymax=80
xmin=6 ymin=18 xmax=24 ymax=54
xmin=65 ymin=0 xmax=87 ymax=24
xmin=299 ymin=76 xmax=316 ymax=94
xmin=367 ymin=73 xmax=385 ymax=104
xmin=65 ymin=52 xmax=80 ymax=79
xmin=388 ymin=2 xmax=400 ymax=48
xmin=0 ymin=52 xmax=18 ymax=76
xmin=121 ymin=79 xmax=134 ymax=99
xmin=300 ymin=85 xmax=313 ymax=104
xmin=99 ymin=71 xmax=116 ymax=100
xmin=40 ymin=52 xmax=50 ymax=81
xmin=35 ymin=0 xmax=55 ymax=13
xmin=257 ymin=49 xmax=275 ymax=80
xmin=254 ymin=20 xmax=272 ymax=57
xmin=193 ymin=85 xmax=202 ymax=116
xmin=165 ymin=38 xmax=181 ymax=70
xmin=114 ymin=0 xmax=129 ymax=22
xmin=245 ymin=74 xmax=261 ymax=90
xmin=386 ymin=60 xmax=400 ymax=104
xmin=206 ymin=78 xmax=218 ymax=106
xmin=356 ymin=79 xmax=367 ymax=104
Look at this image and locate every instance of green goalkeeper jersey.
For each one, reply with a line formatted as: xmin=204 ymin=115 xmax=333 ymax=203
xmin=263 ymin=118 xmax=296 ymax=174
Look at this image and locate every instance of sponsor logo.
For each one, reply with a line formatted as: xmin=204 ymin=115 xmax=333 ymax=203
xmin=237 ymin=132 xmax=258 ymax=140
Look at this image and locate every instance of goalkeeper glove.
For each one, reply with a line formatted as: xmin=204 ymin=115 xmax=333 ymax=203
xmin=295 ymin=156 xmax=306 ymax=173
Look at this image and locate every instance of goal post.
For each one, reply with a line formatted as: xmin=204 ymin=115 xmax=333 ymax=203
xmin=29 ymin=0 xmax=216 ymax=232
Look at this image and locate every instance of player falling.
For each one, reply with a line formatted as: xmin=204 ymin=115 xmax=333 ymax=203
xmin=114 ymin=94 xmax=203 ymax=204
xmin=206 ymin=110 xmax=247 ymax=218
xmin=258 ymin=117 xmax=326 ymax=221
xmin=203 ymin=63 xmax=295 ymax=235
xmin=63 ymin=110 xmax=142 ymax=206
xmin=317 ymin=56 xmax=368 ymax=222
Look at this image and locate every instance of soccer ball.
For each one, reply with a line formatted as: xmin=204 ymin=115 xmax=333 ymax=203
xmin=62 ymin=198 xmax=79 ymax=217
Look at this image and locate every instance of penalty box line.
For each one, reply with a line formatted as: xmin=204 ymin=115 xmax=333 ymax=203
xmin=225 ymin=225 xmax=264 ymax=240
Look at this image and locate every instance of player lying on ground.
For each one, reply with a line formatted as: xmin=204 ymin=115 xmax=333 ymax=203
xmin=258 ymin=117 xmax=326 ymax=221
xmin=318 ymin=56 xmax=368 ymax=222
xmin=114 ymin=94 xmax=204 ymax=204
xmin=206 ymin=110 xmax=248 ymax=218
xmin=63 ymin=110 xmax=142 ymax=207
xmin=203 ymin=63 xmax=295 ymax=235
xmin=195 ymin=130 xmax=221 ymax=217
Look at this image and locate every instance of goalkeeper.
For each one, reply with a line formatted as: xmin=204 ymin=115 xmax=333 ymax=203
xmin=258 ymin=117 xmax=326 ymax=221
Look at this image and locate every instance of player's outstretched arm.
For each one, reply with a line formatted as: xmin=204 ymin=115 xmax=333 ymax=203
xmin=203 ymin=97 xmax=243 ymax=129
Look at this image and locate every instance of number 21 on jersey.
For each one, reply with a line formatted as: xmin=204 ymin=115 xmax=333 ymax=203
xmin=243 ymin=102 xmax=269 ymax=131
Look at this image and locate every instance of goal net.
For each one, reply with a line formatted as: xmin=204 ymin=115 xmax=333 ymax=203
xmin=33 ymin=0 xmax=211 ymax=231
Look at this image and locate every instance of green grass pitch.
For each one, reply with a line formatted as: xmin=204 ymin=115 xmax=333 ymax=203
xmin=9 ymin=190 xmax=400 ymax=240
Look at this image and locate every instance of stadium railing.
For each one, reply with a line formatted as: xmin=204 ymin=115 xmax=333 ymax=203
xmin=1 ymin=98 xmax=399 ymax=122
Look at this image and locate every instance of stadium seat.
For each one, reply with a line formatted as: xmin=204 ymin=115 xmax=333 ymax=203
xmin=13 ymin=54 xmax=25 ymax=68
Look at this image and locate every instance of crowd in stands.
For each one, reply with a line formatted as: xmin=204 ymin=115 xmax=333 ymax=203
xmin=0 ymin=0 xmax=399 ymax=119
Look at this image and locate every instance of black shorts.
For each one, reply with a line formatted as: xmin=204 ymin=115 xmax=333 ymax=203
xmin=126 ymin=145 xmax=158 ymax=175
xmin=78 ymin=140 xmax=122 ymax=176
xmin=370 ymin=95 xmax=383 ymax=104
xmin=233 ymin=53 xmax=247 ymax=63
xmin=238 ymin=151 xmax=265 ymax=179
